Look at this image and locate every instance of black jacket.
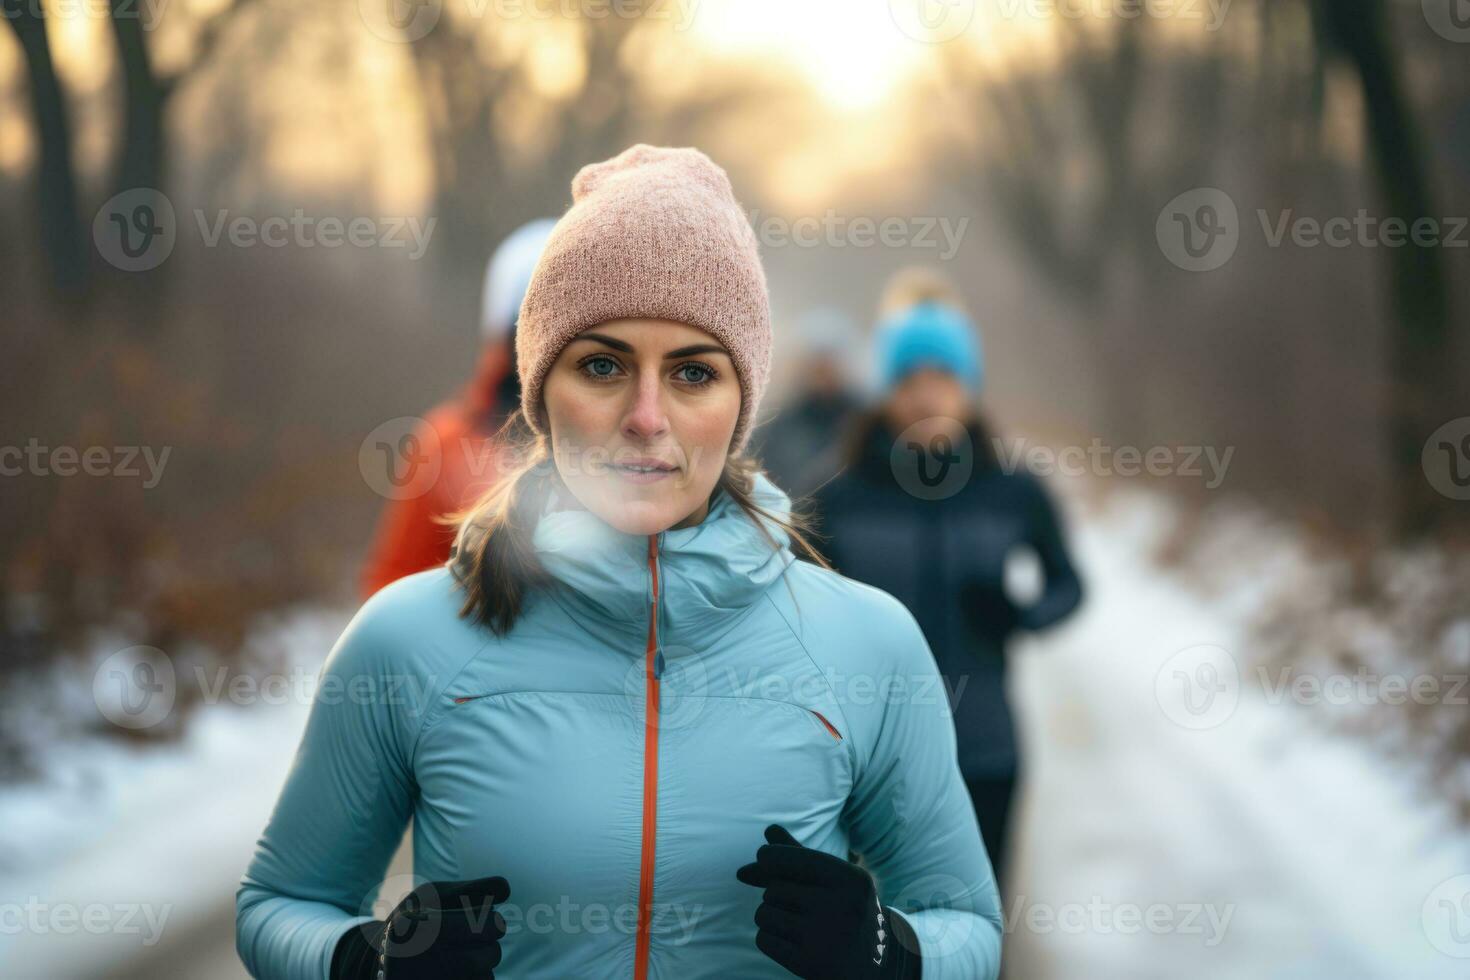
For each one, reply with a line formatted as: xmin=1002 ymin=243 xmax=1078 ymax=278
xmin=813 ymin=418 xmax=1083 ymax=777
xmin=755 ymin=389 xmax=863 ymax=501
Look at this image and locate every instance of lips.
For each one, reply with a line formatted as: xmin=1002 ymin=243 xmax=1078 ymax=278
xmin=608 ymin=454 xmax=680 ymax=484
xmin=611 ymin=456 xmax=679 ymax=474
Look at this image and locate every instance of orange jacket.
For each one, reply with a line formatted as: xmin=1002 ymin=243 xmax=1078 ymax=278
xmin=359 ymin=343 xmax=515 ymax=598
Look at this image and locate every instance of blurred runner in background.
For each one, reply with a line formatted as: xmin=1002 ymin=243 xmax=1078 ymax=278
xmin=752 ymin=306 xmax=864 ymax=499
xmin=814 ymin=268 xmax=1084 ymax=888
xmin=359 ymin=218 xmax=556 ymax=598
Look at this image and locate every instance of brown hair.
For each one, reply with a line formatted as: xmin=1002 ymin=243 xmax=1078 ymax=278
xmin=877 ymin=266 xmax=968 ymax=319
xmin=447 ymin=410 xmax=830 ymax=636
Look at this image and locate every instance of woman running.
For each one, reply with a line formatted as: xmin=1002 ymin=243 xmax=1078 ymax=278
xmin=814 ymin=280 xmax=1084 ymax=890
xmin=236 ymin=145 xmax=1003 ymax=980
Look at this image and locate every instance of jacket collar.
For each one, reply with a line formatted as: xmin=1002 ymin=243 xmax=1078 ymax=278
xmin=531 ymin=471 xmax=796 ymax=649
xmin=850 ymin=415 xmax=1000 ymax=488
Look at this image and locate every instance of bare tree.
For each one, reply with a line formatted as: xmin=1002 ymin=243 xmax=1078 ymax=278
xmin=404 ymin=10 xmax=648 ymax=278
xmin=1310 ymin=0 xmax=1456 ymax=540
xmin=5 ymin=0 xmax=84 ymax=294
xmin=107 ymin=0 xmax=261 ymax=199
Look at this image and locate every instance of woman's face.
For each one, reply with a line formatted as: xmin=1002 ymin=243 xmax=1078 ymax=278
xmin=881 ymin=367 xmax=973 ymax=445
xmin=542 ymin=318 xmax=741 ymax=535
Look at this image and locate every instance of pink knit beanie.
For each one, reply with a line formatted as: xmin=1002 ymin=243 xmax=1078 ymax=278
xmin=516 ymin=144 xmax=772 ymax=454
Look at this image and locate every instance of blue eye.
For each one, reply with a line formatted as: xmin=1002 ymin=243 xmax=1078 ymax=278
xmin=579 ymin=355 xmax=621 ymax=380
xmin=676 ymin=363 xmax=716 ymax=386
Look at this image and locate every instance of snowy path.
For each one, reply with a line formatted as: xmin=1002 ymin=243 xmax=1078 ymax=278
xmin=1005 ymin=492 xmax=1470 ymax=979
xmin=0 ymin=609 xmax=416 ymax=980
xmin=3 ymin=493 xmax=1467 ymax=978
xmin=0 ymin=611 xmax=351 ymax=979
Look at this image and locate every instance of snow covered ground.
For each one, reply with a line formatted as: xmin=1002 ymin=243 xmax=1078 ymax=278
xmin=1006 ymin=490 xmax=1470 ymax=979
xmin=0 ymin=609 xmax=352 ymax=980
xmin=1 ymin=489 xmax=1466 ymax=979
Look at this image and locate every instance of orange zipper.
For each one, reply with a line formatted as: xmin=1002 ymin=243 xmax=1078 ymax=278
xmin=809 ymin=708 xmax=843 ymax=740
xmin=633 ymin=533 xmax=662 ymax=980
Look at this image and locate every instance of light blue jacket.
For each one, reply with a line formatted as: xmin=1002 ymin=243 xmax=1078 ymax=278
xmin=236 ymin=472 xmax=1003 ymax=979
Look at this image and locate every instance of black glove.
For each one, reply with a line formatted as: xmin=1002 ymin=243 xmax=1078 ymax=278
xmin=331 ymin=876 xmax=510 ymax=980
xmin=736 ymin=824 xmax=921 ymax=980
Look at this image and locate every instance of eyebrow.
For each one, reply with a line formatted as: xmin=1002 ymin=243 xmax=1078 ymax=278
xmin=569 ymin=332 xmax=730 ymax=359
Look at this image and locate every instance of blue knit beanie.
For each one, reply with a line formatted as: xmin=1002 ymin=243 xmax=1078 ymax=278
xmin=873 ymin=300 xmax=983 ymax=393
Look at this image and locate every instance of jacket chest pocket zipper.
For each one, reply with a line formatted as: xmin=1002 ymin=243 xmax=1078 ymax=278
xmin=808 ymin=708 xmax=843 ymax=740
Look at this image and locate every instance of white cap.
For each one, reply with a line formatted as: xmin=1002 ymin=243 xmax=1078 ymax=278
xmin=480 ymin=218 xmax=558 ymax=342
xmin=795 ymin=306 xmax=862 ymax=381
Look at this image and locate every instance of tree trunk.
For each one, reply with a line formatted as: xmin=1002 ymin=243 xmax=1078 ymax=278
xmin=5 ymin=1 xmax=86 ymax=295
xmin=1312 ymin=0 xmax=1456 ymax=540
xmin=109 ymin=11 xmax=167 ymax=198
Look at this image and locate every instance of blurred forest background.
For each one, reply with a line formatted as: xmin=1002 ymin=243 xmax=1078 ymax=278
xmin=6 ymin=0 xmax=1465 ymax=754
xmin=3 ymin=1 xmax=1469 ymax=976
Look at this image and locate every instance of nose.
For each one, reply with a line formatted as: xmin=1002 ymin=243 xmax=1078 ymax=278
xmin=622 ymin=371 xmax=670 ymax=443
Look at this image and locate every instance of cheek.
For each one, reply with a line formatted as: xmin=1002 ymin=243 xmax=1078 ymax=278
xmin=938 ymin=387 xmax=970 ymax=419
xmin=677 ymin=388 xmax=741 ymax=460
xmin=546 ymin=379 xmax=615 ymax=446
xmin=886 ymin=391 xmax=920 ymax=429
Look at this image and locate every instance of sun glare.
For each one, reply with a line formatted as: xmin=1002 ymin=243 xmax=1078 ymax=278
xmin=688 ymin=0 xmax=923 ymax=111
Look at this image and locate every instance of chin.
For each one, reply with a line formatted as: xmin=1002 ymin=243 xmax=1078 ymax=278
xmin=594 ymin=496 xmax=683 ymax=537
